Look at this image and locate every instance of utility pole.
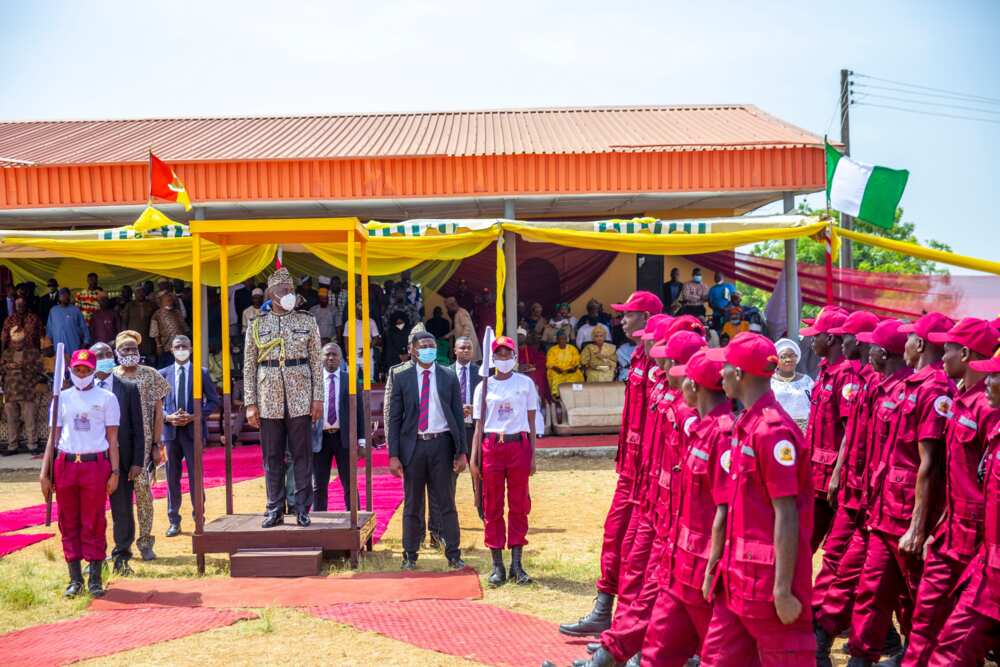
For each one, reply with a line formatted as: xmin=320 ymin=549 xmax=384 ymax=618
xmin=839 ymin=68 xmax=853 ymax=270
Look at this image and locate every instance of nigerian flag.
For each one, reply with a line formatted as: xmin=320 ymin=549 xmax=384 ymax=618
xmin=825 ymin=141 xmax=909 ymax=229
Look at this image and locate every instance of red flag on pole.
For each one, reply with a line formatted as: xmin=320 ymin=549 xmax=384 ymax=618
xmin=149 ymin=151 xmax=192 ymax=211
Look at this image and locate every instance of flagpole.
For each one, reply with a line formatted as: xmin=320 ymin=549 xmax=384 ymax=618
xmin=147 ymin=147 xmax=153 ymax=207
xmin=839 ymin=68 xmax=853 ymax=270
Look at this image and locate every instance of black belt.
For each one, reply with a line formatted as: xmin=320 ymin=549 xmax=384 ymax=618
xmin=260 ymin=358 xmax=309 ymax=368
xmin=59 ymin=451 xmax=109 ymax=463
xmin=417 ymin=432 xmax=448 ymax=441
xmin=323 ymin=427 xmax=340 ymax=434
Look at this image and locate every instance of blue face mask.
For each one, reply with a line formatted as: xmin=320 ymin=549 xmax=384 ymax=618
xmin=96 ymin=358 xmax=116 ymax=374
xmin=416 ymin=348 xmax=437 ymax=364
xmin=693 ymin=275 xmax=703 ymax=283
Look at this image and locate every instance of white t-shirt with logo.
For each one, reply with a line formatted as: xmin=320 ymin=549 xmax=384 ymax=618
xmin=472 ymin=372 xmax=539 ymax=435
xmin=55 ymin=385 xmax=121 ymax=454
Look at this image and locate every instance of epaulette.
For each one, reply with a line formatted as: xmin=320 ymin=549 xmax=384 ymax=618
xmin=716 ymin=413 xmax=735 ymax=433
xmin=762 ymin=407 xmax=784 ymax=425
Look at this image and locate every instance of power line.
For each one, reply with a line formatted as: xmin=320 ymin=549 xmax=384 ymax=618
xmin=852 ymin=72 xmax=1000 ymax=106
xmin=853 ymin=102 xmax=1000 ymax=126
xmin=858 ymin=93 xmax=1000 ymax=116
xmin=853 ymin=82 xmax=1000 ymax=107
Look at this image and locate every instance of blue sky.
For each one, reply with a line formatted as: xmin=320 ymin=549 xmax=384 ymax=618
xmin=2 ymin=1 xmax=998 ymax=266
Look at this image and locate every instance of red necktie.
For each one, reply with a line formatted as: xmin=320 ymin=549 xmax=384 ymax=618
xmin=418 ymin=369 xmax=431 ymax=432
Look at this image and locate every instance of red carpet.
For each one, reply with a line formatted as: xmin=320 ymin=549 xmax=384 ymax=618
xmin=0 ymin=532 xmax=54 ymax=557
xmin=0 ymin=607 xmax=256 ymax=667
xmin=91 ymin=568 xmax=482 ymax=610
xmin=310 ymin=599 xmax=588 ymax=667
xmin=538 ymin=434 xmax=616 ymax=449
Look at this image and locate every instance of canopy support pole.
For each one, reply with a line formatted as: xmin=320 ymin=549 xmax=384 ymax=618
xmin=361 ymin=236 xmax=373 ymax=552
xmin=782 ymin=192 xmax=800 ymax=341
xmin=192 ymin=233 xmax=206 ymax=575
xmin=502 ymin=200 xmax=517 ymax=338
xmin=346 ymin=227 xmax=359 ymax=568
xmin=219 ymin=247 xmax=233 ymax=515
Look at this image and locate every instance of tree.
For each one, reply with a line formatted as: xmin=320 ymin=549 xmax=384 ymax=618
xmin=738 ymin=203 xmax=951 ymax=313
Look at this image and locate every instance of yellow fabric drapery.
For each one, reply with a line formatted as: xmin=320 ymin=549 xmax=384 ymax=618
xmin=279 ymin=253 xmax=461 ymax=292
xmin=1 ymin=257 xmax=158 ymax=290
xmin=835 ymin=226 xmax=1000 ymax=276
xmin=501 ymin=220 xmax=831 ymax=255
xmin=2 ymin=236 xmax=276 ymax=286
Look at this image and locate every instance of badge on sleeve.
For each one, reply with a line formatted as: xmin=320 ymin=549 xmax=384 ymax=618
xmin=841 ymin=383 xmax=859 ymax=401
xmin=720 ymin=449 xmax=732 ymax=473
xmin=683 ymin=416 xmax=698 ymax=436
xmin=773 ymin=440 xmax=796 ymax=466
xmin=933 ymin=395 xmax=953 ymax=418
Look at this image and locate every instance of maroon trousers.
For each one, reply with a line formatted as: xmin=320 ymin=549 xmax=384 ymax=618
xmin=815 ymin=523 xmax=871 ymax=636
xmin=600 ymin=519 xmax=662 ymax=661
xmin=640 ymin=588 xmax=711 ymax=666
xmin=55 ymin=454 xmax=111 ymax=562
xmin=902 ymin=541 xmax=971 ymax=666
xmin=848 ymin=531 xmax=923 ymax=662
xmin=596 ymin=473 xmax=638 ymax=595
xmin=481 ymin=433 xmax=531 ymax=549
xmin=811 ymin=504 xmax=859 ymax=611
xmin=812 ymin=496 xmax=835 ymax=553
xmin=700 ymin=592 xmax=814 ymax=667
xmin=928 ymin=566 xmax=997 ymax=666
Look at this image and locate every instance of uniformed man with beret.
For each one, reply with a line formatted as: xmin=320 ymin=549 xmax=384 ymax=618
xmin=244 ymin=266 xmax=324 ymax=528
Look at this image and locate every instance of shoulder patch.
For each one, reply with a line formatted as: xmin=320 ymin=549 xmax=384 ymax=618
xmin=841 ymin=383 xmax=860 ymax=401
xmin=683 ymin=415 xmax=698 ymax=436
xmin=773 ymin=440 xmax=797 ymax=467
xmin=933 ymin=395 xmax=953 ymax=418
xmin=716 ymin=413 xmax=735 ymax=433
xmin=647 ymin=367 xmax=658 ymax=381
xmin=720 ymin=449 xmax=732 ymax=473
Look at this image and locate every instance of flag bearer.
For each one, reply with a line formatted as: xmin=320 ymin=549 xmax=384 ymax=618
xmin=640 ymin=349 xmax=735 ymax=665
xmin=560 ymin=292 xmax=663 ymax=637
xmin=39 ymin=349 xmax=120 ymax=597
xmin=928 ymin=348 xmax=1000 ymax=665
xmin=902 ymin=318 xmax=999 ymax=665
xmin=471 ymin=335 xmax=539 ymax=586
xmin=700 ymin=332 xmax=815 ymax=666
xmin=847 ymin=312 xmax=955 ymax=666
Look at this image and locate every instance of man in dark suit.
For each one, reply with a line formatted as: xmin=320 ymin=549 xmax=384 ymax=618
xmin=38 ymin=278 xmax=59 ymax=324
xmin=90 ymin=343 xmax=144 ymax=575
xmin=450 ymin=335 xmax=481 ymax=522
xmin=159 ymin=334 xmax=221 ymax=537
xmin=388 ymin=331 xmax=467 ymax=570
xmin=312 ymin=342 xmax=365 ymax=511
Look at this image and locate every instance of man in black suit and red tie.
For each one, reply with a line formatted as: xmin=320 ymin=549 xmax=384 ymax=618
xmin=388 ymin=331 xmax=468 ymax=571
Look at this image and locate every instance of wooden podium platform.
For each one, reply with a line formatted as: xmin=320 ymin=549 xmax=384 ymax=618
xmin=193 ymin=512 xmax=377 ymax=568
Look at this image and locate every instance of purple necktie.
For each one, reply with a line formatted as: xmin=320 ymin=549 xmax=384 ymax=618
xmin=327 ymin=373 xmax=337 ymax=425
xmin=460 ymin=365 xmax=469 ymax=403
xmin=419 ymin=370 xmax=431 ymax=432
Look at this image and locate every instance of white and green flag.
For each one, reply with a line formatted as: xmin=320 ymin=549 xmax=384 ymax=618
xmin=825 ymin=141 xmax=909 ymax=229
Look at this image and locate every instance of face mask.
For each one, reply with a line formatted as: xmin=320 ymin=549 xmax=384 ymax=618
xmin=174 ymin=349 xmax=191 ymax=363
xmin=96 ymin=358 xmax=116 ymax=374
xmin=279 ymin=293 xmax=297 ymax=311
xmin=118 ymin=351 xmax=141 ymax=366
xmin=693 ymin=275 xmax=702 ymax=283
xmin=494 ymin=358 xmax=517 ymax=374
xmin=416 ymin=348 xmax=437 ymax=364
xmin=71 ymin=372 xmax=95 ymax=390
xmin=395 ymin=322 xmax=405 ymax=330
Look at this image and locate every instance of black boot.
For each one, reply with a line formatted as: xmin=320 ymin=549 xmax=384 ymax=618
xmin=579 ymin=646 xmax=623 ymax=667
xmin=64 ymin=560 xmax=84 ymax=598
xmin=814 ymin=620 xmax=834 ymax=667
xmin=87 ymin=560 xmax=105 ymax=597
xmin=261 ymin=510 xmax=284 ymax=528
xmin=488 ymin=548 xmax=507 ymax=587
xmin=877 ymin=640 xmax=906 ymax=667
xmin=509 ymin=546 xmax=532 ymax=585
xmin=846 ymin=658 xmax=874 ymax=667
xmin=586 ymin=642 xmax=601 ymax=654
xmin=559 ymin=591 xmax=614 ymax=637
xmin=880 ymin=626 xmax=904 ymax=663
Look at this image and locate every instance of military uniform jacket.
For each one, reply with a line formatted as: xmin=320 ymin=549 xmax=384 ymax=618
xmin=243 ymin=310 xmax=323 ymax=419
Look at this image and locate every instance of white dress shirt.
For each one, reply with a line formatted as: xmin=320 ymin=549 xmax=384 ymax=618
xmin=97 ymin=373 xmax=115 ymax=392
xmin=323 ymin=369 xmax=341 ymax=430
xmin=415 ymin=362 xmax=448 ymax=435
xmin=455 ymin=362 xmax=474 ymax=405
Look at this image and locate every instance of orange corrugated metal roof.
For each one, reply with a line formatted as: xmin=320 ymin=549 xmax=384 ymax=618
xmin=0 ymin=105 xmax=823 ymax=165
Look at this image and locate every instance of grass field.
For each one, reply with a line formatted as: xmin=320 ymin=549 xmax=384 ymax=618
xmin=0 ymin=455 xmax=917 ymax=666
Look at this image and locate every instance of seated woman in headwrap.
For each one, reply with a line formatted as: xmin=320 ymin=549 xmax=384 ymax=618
xmin=545 ymin=329 xmax=584 ymax=398
xmin=580 ymin=326 xmax=617 ymax=383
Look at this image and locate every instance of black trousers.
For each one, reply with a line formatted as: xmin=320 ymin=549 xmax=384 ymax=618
xmin=425 ymin=425 xmax=474 ymax=537
xmin=261 ymin=414 xmax=313 ymax=514
xmin=403 ymin=434 xmax=461 ymax=561
xmin=166 ymin=425 xmax=197 ymax=526
xmin=109 ymin=474 xmax=135 ymax=561
xmin=313 ymin=430 xmax=354 ymax=511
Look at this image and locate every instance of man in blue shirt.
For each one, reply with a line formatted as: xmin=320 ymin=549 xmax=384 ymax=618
xmin=45 ymin=288 xmax=90 ymax=353
xmin=707 ymin=271 xmax=736 ymax=332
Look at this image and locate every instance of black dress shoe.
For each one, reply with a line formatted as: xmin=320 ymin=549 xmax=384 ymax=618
xmin=296 ymin=512 xmax=311 ymax=527
xmin=87 ymin=560 xmax=106 ymax=597
xmin=113 ymin=558 xmax=133 ymax=576
xmin=401 ymin=558 xmax=417 ymax=571
xmin=165 ymin=523 xmax=181 ymax=538
xmin=447 ymin=557 xmax=465 ymax=570
xmin=139 ymin=545 xmax=156 ymax=561
xmin=261 ymin=512 xmax=284 ymax=528
xmin=64 ymin=560 xmax=84 ymax=598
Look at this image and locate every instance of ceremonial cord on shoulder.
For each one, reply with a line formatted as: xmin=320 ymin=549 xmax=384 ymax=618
xmin=252 ymin=317 xmax=286 ymax=365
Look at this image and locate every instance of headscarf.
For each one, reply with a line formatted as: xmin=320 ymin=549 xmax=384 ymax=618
xmin=775 ymin=337 xmax=801 ymax=360
xmin=116 ymin=330 xmax=142 ymax=348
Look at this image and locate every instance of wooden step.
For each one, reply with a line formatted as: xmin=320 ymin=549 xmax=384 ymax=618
xmin=230 ymin=547 xmax=323 ymax=578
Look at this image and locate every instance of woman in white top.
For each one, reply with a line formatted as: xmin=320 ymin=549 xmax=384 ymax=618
xmin=39 ymin=349 xmax=121 ymax=598
xmin=770 ymin=338 xmax=815 ymax=432
xmin=470 ymin=335 xmax=538 ymax=587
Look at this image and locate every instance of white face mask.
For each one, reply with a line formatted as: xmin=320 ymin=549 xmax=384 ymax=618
xmin=174 ymin=349 xmax=191 ymax=363
xmin=71 ymin=372 xmax=95 ymax=390
xmin=278 ymin=293 xmax=297 ymax=311
xmin=494 ymin=358 xmax=517 ymax=374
